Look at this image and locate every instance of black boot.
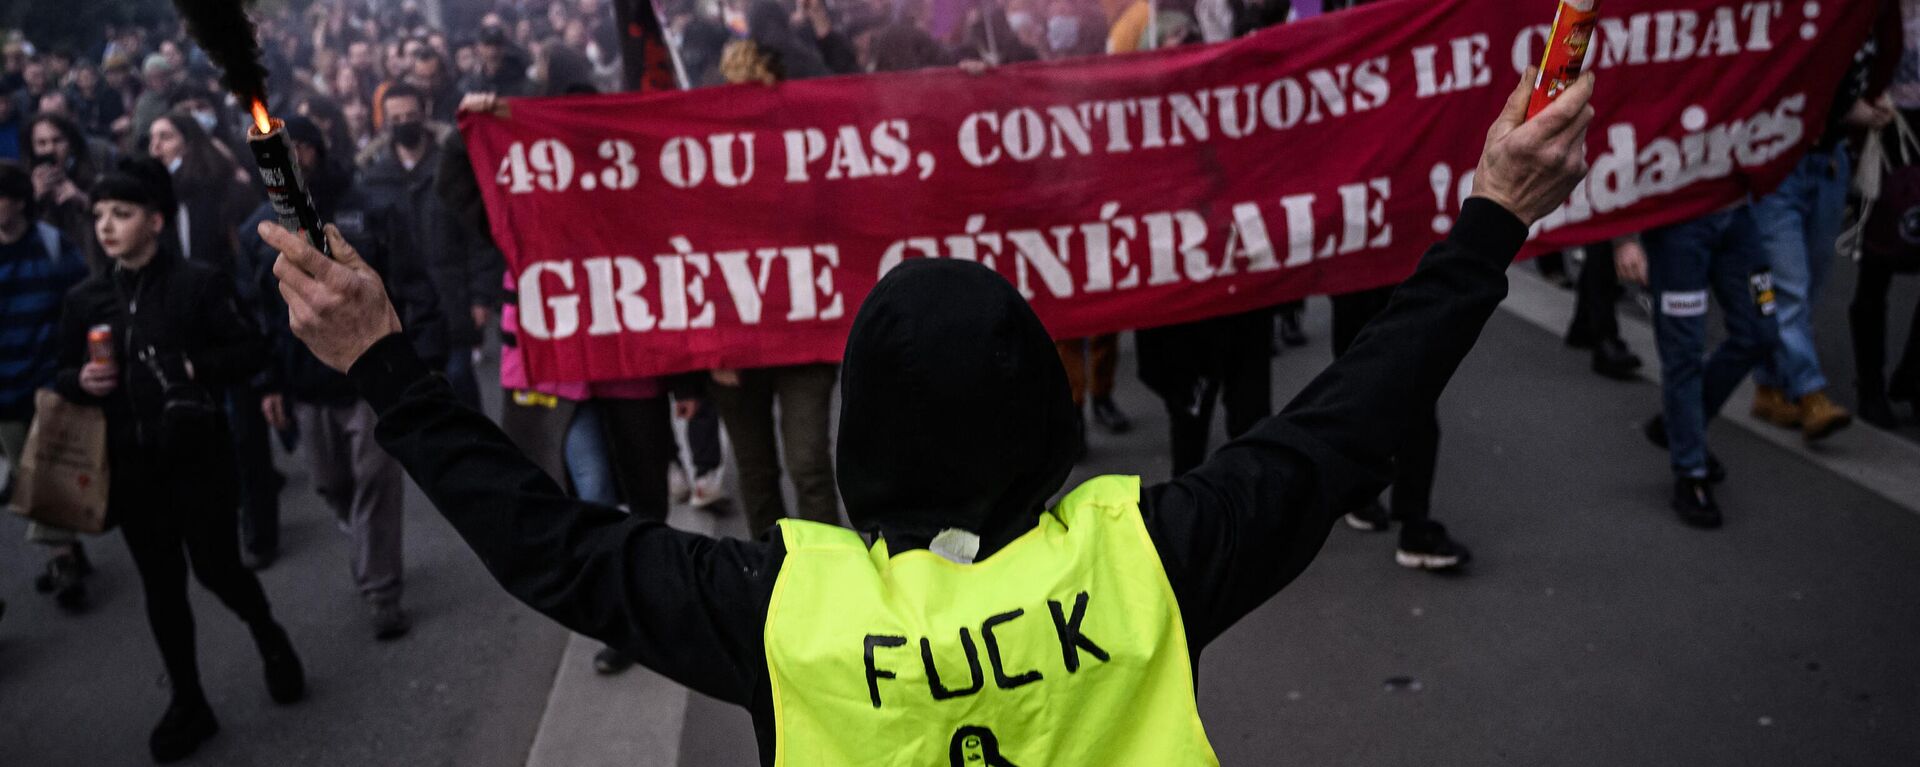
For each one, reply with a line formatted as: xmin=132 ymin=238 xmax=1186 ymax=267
xmin=149 ymin=694 xmax=219 ymax=763
xmin=593 ymin=645 xmax=635 ymax=675
xmin=254 ymin=621 xmax=306 ymax=704
xmin=1590 ymin=338 xmax=1643 ymax=381
xmin=33 ymin=545 xmax=89 ymax=612
xmin=1671 ymin=477 xmax=1723 ymax=529
xmin=1891 ymin=365 xmax=1919 ymax=410
xmin=1859 ymin=375 xmax=1898 ymax=429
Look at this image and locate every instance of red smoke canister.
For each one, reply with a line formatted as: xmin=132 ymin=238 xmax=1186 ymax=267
xmin=245 ymin=100 xmax=332 ymax=258
xmin=1528 ymin=0 xmax=1600 ymax=119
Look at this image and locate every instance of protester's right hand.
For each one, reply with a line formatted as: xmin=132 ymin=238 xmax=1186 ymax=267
xmin=711 ymin=369 xmax=742 ymax=387
xmin=1613 ymin=238 xmax=1649 ymax=286
xmin=262 ymin=393 xmax=290 ymax=431
xmin=1470 ymin=68 xmax=1595 ymax=227
xmin=30 ymin=163 xmax=60 ymax=199
xmin=79 ymin=362 xmax=118 ymax=397
xmin=264 ymin=222 xmax=405 ymax=374
xmin=458 ymin=92 xmax=505 ymax=117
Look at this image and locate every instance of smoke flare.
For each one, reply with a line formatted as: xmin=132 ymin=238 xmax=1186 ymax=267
xmin=170 ymin=0 xmax=270 ymax=104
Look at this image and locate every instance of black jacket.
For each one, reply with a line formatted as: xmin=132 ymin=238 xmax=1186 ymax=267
xmin=54 ymin=246 xmax=263 ymax=467
xmin=1136 ymin=306 xmax=1276 ymax=403
xmin=350 ymin=199 xmax=1530 ymax=764
xmin=243 ymin=162 xmax=447 ymax=405
xmin=365 ymin=141 xmax=496 ymax=348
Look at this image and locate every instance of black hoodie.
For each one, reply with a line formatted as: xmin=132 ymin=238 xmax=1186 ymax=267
xmin=350 ymin=198 xmax=1529 ymax=764
xmin=835 ymin=258 xmax=1080 ymax=556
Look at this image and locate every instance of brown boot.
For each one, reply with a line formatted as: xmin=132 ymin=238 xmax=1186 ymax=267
xmin=1751 ymin=385 xmax=1801 ymax=428
xmin=1798 ymin=390 xmax=1853 ymax=442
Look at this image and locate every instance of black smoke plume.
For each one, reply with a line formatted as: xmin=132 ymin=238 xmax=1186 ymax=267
xmin=170 ymin=0 xmax=269 ymax=104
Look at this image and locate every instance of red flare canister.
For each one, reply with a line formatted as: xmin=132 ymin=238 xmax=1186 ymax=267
xmin=1528 ymin=0 xmax=1599 ymax=119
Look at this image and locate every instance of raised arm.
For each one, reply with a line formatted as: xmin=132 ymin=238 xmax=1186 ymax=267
xmin=1143 ymin=71 xmax=1596 ymax=648
xmin=260 ymin=222 xmax=778 ymax=706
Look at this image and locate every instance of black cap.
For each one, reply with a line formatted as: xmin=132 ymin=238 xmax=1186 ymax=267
xmin=92 ymin=158 xmax=178 ymax=219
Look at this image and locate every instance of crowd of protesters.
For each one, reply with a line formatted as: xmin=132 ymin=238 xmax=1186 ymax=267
xmin=0 ymin=0 xmax=1915 ymax=762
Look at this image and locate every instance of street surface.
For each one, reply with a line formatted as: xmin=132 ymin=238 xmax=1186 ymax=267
xmin=3 ymin=264 xmax=1917 ymax=766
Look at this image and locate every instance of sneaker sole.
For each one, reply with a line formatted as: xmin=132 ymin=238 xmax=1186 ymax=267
xmin=1395 ymin=550 xmax=1461 ymax=570
xmin=1802 ymin=415 xmax=1852 ymax=442
xmin=1344 ymin=515 xmax=1388 ymax=532
xmin=1752 ymin=407 xmax=1801 ymax=428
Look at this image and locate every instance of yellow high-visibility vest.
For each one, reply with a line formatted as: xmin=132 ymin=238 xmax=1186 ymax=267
xmin=765 ymin=475 xmax=1219 ymax=766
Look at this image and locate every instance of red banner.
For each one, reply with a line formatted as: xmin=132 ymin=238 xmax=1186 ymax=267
xmin=463 ymin=0 xmax=1873 ymax=383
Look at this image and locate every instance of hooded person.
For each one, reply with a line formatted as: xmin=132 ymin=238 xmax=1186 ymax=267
xmin=258 ymin=72 xmax=1596 ymax=765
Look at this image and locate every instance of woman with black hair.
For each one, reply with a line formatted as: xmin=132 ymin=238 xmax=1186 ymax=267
xmin=147 ymin=109 xmax=285 ymax=564
xmin=26 ymin=113 xmax=104 ymax=262
xmin=53 ymin=160 xmax=304 ymax=763
xmin=294 ymin=93 xmax=358 ymax=158
xmin=145 ymin=110 xmax=253 ymax=279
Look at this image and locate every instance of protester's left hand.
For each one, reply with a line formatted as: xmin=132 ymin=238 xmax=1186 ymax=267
xmin=1613 ymin=238 xmax=1649 ymax=287
xmin=1845 ymin=95 xmax=1896 ymax=130
xmin=263 ymin=222 xmax=404 ymax=374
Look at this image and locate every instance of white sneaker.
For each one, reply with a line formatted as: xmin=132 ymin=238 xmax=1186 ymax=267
xmin=690 ymin=467 xmax=729 ymax=509
xmin=668 ymin=463 xmax=691 ymax=505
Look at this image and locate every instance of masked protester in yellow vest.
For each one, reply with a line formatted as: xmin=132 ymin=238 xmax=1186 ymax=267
xmin=260 ymin=71 xmax=1594 ymax=765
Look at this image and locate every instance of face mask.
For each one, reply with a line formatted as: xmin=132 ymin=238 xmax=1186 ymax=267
xmin=1007 ymin=11 xmax=1036 ymax=34
xmin=191 ymin=109 xmax=218 ymax=131
xmin=391 ymin=121 xmax=428 ymax=149
xmin=1046 ymin=16 xmax=1081 ymax=52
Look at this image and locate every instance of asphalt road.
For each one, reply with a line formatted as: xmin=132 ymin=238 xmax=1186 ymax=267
xmin=3 ymin=272 xmax=1917 ymax=767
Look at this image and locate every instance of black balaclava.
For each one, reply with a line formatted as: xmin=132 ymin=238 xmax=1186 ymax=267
xmin=835 ymin=259 xmax=1080 ymax=559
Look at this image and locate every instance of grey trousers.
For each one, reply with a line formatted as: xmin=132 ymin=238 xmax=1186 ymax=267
xmin=707 ymin=364 xmax=841 ymax=536
xmin=296 ymin=401 xmax=404 ymax=606
xmin=4 ymin=419 xmax=78 ymax=545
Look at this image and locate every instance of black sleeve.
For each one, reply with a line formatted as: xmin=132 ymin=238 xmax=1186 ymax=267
xmin=350 ymin=335 xmax=779 ymax=704
xmin=1140 ymin=198 xmax=1529 ymax=648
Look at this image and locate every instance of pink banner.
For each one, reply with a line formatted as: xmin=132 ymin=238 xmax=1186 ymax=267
xmin=463 ymin=0 xmax=1873 ymax=383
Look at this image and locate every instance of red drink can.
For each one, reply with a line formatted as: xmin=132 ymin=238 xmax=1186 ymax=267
xmin=88 ymin=324 xmax=114 ymax=365
xmin=1528 ymin=0 xmax=1600 ymax=119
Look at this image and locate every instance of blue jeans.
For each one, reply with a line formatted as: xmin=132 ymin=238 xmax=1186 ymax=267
xmin=1752 ymin=145 xmax=1850 ymax=397
xmin=564 ymin=401 xmax=618 ymax=506
xmin=1644 ymin=206 xmax=1779 ymax=479
xmin=446 ymin=345 xmax=482 ymax=411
